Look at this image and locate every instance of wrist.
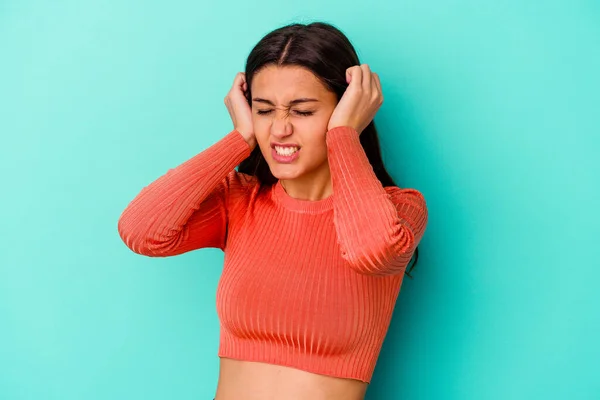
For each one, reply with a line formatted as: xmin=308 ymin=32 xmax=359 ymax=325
xmin=242 ymin=134 xmax=257 ymax=150
xmin=246 ymin=137 xmax=257 ymax=150
xmin=327 ymin=125 xmax=359 ymax=135
xmin=235 ymin=128 xmax=256 ymax=149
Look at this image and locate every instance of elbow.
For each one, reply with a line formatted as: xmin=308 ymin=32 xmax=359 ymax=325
xmin=343 ymin=227 xmax=417 ymax=276
xmin=117 ymin=211 xmax=166 ymax=257
xmin=117 ymin=213 xmax=146 ymax=256
xmin=341 ymin=187 xmax=429 ymax=276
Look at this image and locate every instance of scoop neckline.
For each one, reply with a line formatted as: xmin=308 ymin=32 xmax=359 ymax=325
xmin=272 ymin=180 xmax=334 ymax=214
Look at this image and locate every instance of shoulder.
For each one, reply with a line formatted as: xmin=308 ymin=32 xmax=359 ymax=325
xmin=225 ymin=169 xmax=259 ymax=190
xmin=223 ymin=170 xmax=262 ymax=213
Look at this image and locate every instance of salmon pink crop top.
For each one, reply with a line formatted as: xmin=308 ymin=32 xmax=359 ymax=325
xmin=117 ymin=126 xmax=428 ymax=383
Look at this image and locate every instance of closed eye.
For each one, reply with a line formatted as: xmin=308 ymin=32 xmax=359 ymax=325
xmin=293 ymin=110 xmax=314 ymax=116
xmin=256 ymin=109 xmax=314 ymax=116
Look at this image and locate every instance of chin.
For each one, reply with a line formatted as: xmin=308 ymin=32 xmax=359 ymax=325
xmin=268 ymin=164 xmax=303 ymax=180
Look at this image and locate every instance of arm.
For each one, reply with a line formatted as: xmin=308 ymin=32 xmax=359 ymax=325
xmin=117 ymin=129 xmax=252 ymax=256
xmin=326 ymin=126 xmax=429 ymax=276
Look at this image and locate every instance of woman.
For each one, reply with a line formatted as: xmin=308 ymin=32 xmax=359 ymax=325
xmin=118 ymin=22 xmax=428 ymax=400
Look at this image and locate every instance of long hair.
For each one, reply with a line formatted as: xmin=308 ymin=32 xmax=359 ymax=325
xmin=238 ymin=22 xmax=420 ymax=277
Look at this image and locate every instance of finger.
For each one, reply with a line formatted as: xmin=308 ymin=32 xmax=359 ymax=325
xmin=234 ymin=72 xmax=245 ymax=89
xmin=373 ymin=73 xmax=381 ymax=92
xmin=235 ymin=74 xmax=249 ymax=96
xmin=360 ymin=64 xmax=372 ymax=92
xmin=373 ymin=73 xmax=382 ymax=100
xmin=346 ymin=65 xmax=362 ymax=87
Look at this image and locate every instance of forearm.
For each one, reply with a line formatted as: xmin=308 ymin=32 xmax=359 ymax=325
xmin=117 ymin=129 xmax=252 ymax=255
xmin=327 ymin=126 xmax=428 ymax=275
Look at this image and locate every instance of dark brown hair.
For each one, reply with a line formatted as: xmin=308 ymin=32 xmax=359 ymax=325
xmin=238 ymin=22 xmax=420 ymax=277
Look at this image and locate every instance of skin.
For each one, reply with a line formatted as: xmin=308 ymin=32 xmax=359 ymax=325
xmin=224 ymin=63 xmax=384 ymax=201
xmin=251 ymin=65 xmax=338 ymax=200
xmin=219 ymin=63 xmax=384 ymax=400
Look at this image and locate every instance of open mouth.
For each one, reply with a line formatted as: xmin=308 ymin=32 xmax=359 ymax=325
xmin=273 ymin=145 xmax=300 ymax=156
xmin=271 ymin=145 xmax=301 ymax=163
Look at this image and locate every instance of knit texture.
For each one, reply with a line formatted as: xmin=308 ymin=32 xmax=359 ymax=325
xmin=117 ymin=126 xmax=428 ymax=382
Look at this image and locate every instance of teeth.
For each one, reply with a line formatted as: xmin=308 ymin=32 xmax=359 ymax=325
xmin=274 ymin=146 xmax=299 ymax=156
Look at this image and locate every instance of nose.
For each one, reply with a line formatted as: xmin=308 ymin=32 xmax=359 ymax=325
xmin=270 ymin=112 xmax=293 ymax=139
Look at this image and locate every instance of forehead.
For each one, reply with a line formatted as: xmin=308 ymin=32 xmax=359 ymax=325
xmin=251 ymin=65 xmax=330 ymax=99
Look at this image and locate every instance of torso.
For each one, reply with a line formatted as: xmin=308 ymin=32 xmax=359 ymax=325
xmin=213 ymin=181 xmax=405 ymax=396
xmin=214 ymin=358 xmax=368 ymax=400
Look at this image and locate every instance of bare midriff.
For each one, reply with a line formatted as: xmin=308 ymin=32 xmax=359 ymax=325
xmin=214 ymin=358 xmax=368 ymax=400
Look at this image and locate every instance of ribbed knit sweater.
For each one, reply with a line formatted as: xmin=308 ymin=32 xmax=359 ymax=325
xmin=117 ymin=126 xmax=428 ymax=383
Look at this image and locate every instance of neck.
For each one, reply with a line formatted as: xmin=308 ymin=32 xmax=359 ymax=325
xmin=280 ymin=166 xmax=332 ymax=201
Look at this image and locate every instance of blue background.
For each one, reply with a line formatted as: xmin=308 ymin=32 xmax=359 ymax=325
xmin=1 ymin=1 xmax=598 ymax=399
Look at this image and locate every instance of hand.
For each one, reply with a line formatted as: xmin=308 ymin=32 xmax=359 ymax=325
xmin=224 ymin=72 xmax=256 ymax=149
xmin=327 ymin=64 xmax=383 ymax=135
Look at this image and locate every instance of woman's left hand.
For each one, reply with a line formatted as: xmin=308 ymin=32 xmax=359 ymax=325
xmin=327 ymin=64 xmax=384 ymax=135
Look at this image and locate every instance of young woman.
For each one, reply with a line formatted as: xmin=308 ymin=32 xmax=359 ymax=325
xmin=118 ymin=22 xmax=428 ymax=400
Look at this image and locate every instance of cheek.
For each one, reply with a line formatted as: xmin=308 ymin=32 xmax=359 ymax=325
xmin=303 ymin=134 xmax=328 ymax=161
xmin=251 ymin=113 xmax=264 ymax=130
xmin=252 ymin=116 xmax=270 ymax=143
xmin=305 ymin=112 xmax=331 ymax=130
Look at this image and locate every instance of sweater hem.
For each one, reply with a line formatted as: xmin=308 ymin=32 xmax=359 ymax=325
xmin=216 ymin=347 xmax=374 ymax=384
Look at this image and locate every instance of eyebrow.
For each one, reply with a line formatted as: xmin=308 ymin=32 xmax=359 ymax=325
xmin=252 ymin=97 xmax=319 ymax=106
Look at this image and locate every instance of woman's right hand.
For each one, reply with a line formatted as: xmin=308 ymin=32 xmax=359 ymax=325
xmin=224 ymin=72 xmax=256 ymax=149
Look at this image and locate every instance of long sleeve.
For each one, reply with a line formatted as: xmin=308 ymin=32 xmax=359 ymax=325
xmin=117 ymin=129 xmax=253 ymax=256
xmin=326 ymin=126 xmax=429 ymax=276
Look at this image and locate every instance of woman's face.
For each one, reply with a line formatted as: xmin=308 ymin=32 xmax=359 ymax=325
xmin=251 ymin=65 xmax=338 ymax=182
